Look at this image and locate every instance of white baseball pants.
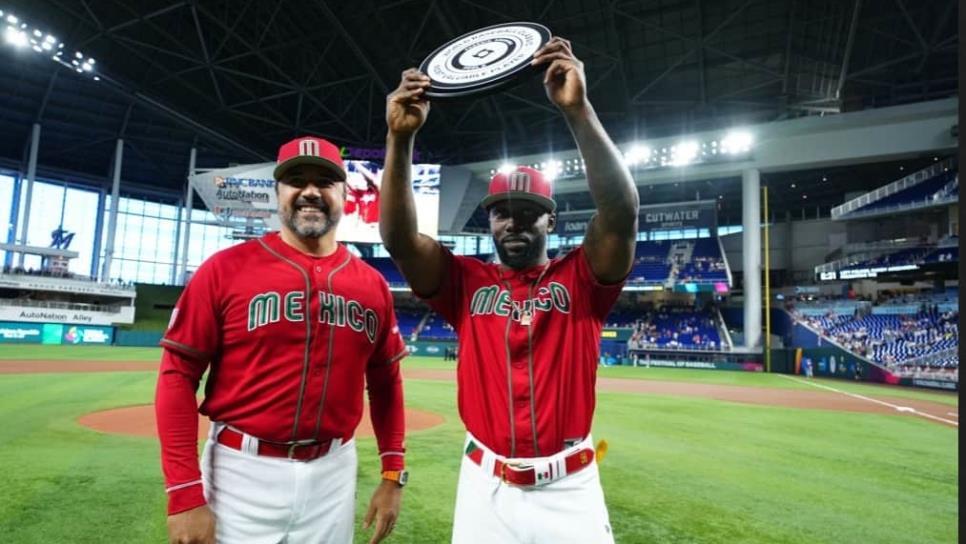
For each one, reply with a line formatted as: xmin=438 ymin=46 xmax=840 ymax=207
xmin=200 ymin=423 xmax=357 ymax=543
xmin=451 ymin=434 xmax=615 ymax=544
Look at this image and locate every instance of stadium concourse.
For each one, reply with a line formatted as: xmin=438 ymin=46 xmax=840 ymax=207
xmin=0 ymin=1 xmax=958 ymax=543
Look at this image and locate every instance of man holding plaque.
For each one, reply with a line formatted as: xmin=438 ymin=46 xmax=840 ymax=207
xmin=381 ymin=36 xmax=639 ymax=543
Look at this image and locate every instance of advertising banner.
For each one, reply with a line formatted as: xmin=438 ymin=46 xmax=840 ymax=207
xmin=0 ymin=322 xmax=113 ymax=345
xmin=558 ymin=200 xmax=717 ymax=236
xmin=189 ymin=160 xmax=440 ymax=244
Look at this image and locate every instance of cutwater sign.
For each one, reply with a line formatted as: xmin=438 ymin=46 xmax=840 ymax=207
xmin=558 ymin=200 xmax=717 ymax=235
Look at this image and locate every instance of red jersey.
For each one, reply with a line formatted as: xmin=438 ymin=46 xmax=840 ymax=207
xmin=157 ymin=232 xmax=407 ymax=513
xmin=424 ymin=246 xmax=623 ymax=458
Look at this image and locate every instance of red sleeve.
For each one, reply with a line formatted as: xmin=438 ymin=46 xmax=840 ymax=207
xmin=160 ymin=257 xmax=222 ymax=360
xmin=370 ymin=277 xmax=408 ymax=367
xmin=366 ymin=278 xmax=407 ymax=471
xmin=155 ymin=348 xmax=209 ymax=515
xmin=366 ymin=361 xmax=405 ymax=471
xmin=573 ymin=246 xmax=626 ymax=320
xmin=418 ymin=246 xmax=466 ymax=328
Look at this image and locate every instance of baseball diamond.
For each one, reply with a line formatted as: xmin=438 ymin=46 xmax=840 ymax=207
xmin=0 ymin=2 xmax=958 ymax=544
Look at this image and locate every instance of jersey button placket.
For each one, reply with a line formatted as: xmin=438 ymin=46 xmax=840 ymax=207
xmin=312 ymin=264 xmax=326 ymax=377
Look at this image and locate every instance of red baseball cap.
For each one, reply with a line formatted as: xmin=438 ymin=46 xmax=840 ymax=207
xmin=480 ymin=166 xmax=556 ymax=212
xmin=273 ymin=136 xmax=346 ymax=182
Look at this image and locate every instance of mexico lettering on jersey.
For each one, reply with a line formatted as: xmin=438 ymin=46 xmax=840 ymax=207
xmin=247 ymin=290 xmax=379 ymax=342
xmin=161 ymin=232 xmax=407 ymax=445
xmin=423 ymin=245 xmax=624 ymax=458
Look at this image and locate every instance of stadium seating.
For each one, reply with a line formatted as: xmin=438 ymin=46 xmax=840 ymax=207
xmin=627 ymin=240 xmax=671 ymax=283
xmin=418 ymin=312 xmax=456 ymax=340
xmin=395 ymin=309 xmax=424 ymax=340
xmin=366 ymin=257 xmax=406 ymax=285
xmin=843 ymin=170 xmax=958 ymax=215
xmin=675 ymin=238 xmax=728 ymax=282
xmin=795 ymin=294 xmax=959 ymax=372
xmin=624 ymin=306 xmax=724 ymax=351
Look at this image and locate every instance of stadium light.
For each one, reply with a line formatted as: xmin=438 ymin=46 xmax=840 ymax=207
xmin=720 ymin=131 xmax=753 ymax=154
xmin=1 ymin=9 xmax=99 ymax=80
xmin=4 ymin=25 xmax=26 ymax=47
xmin=497 ymin=163 xmax=515 ymax=175
xmin=543 ymin=159 xmax=562 ymax=181
xmin=670 ymin=141 xmax=699 ymax=166
xmin=623 ymin=144 xmax=651 ymax=166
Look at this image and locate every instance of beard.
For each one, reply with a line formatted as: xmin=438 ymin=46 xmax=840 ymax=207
xmin=282 ymin=200 xmax=339 ymax=239
xmin=494 ymin=233 xmax=547 ymax=269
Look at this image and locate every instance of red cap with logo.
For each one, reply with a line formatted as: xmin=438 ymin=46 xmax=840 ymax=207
xmin=273 ymin=136 xmax=346 ymax=182
xmin=480 ymin=166 xmax=556 ymax=212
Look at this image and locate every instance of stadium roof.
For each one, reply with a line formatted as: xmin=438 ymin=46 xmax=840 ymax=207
xmin=0 ymin=0 xmax=958 ymax=218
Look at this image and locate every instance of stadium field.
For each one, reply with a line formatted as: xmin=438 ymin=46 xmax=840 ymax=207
xmin=0 ymin=347 xmax=957 ymax=543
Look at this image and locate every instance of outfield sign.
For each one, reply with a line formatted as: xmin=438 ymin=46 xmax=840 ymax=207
xmin=0 ymin=306 xmax=135 ymax=326
xmin=899 ymin=377 xmax=958 ymax=391
xmin=632 ymin=359 xmax=763 ymax=372
xmin=405 ymin=340 xmax=457 ymax=357
xmin=0 ymin=322 xmax=113 ymax=345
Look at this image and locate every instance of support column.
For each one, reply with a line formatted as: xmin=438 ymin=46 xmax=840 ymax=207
xmin=17 ymin=123 xmax=41 ymax=267
xmin=170 ymin=198 xmax=183 ymax=285
xmin=178 ymin=147 xmax=197 ymax=284
xmin=100 ymin=139 xmax=124 ymax=282
xmin=742 ymin=168 xmax=762 ymax=349
xmin=90 ymin=188 xmax=106 ymax=278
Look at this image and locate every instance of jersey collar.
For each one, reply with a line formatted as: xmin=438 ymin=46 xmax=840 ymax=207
xmin=261 ymin=231 xmax=347 ymax=265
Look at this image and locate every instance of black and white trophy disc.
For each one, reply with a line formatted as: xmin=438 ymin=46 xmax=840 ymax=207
xmin=419 ymin=22 xmax=551 ymax=99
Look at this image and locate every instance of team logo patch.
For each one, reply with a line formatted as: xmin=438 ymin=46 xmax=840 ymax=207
xmin=298 ymin=139 xmax=321 ymax=157
xmin=507 ymin=172 xmax=531 ymax=192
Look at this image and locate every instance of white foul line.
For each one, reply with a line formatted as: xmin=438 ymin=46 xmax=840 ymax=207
xmin=777 ymin=375 xmax=959 ymax=427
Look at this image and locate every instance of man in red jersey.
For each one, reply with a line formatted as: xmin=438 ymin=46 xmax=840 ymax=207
xmin=380 ymin=37 xmax=639 ymax=543
xmin=156 ymin=136 xmax=409 ymax=544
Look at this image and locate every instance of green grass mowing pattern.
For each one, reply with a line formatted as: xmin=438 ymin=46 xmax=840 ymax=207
xmin=598 ymin=365 xmax=959 ymax=407
xmin=593 ymin=391 xmax=957 ymax=543
xmin=0 ymin=346 xmax=957 ymax=408
xmin=0 ymin=372 xmax=167 ymax=543
xmin=0 ymin=345 xmax=163 ymax=361
xmin=0 ymin=366 xmax=958 ymax=543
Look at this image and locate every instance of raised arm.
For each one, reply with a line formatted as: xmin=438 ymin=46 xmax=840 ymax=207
xmin=534 ymin=38 xmax=640 ymax=284
xmin=380 ymin=69 xmax=447 ymax=297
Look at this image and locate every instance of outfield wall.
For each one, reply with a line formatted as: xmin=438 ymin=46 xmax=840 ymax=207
xmin=0 ymin=321 xmax=113 ymax=345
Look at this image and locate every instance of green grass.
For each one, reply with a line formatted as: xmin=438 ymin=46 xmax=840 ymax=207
xmin=0 ymin=349 xmax=958 ymax=543
xmin=597 ymin=366 xmax=960 ymax=407
xmin=0 ymin=345 xmax=162 ymax=361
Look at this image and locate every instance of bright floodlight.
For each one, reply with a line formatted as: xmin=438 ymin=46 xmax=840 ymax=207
xmin=624 ymin=144 xmax=651 ymax=166
xmin=81 ymin=62 xmax=92 ymax=71
xmin=543 ymin=159 xmax=562 ymax=181
xmin=670 ymin=141 xmax=699 ymax=166
xmin=4 ymin=26 xmax=27 ymax=48
xmin=5 ymin=14 xmax=17 ymax=24
xmin=497 ymin=163 xmax=515 ymax=175
xmin=721 ymin=131 xmax=753 ymax=154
